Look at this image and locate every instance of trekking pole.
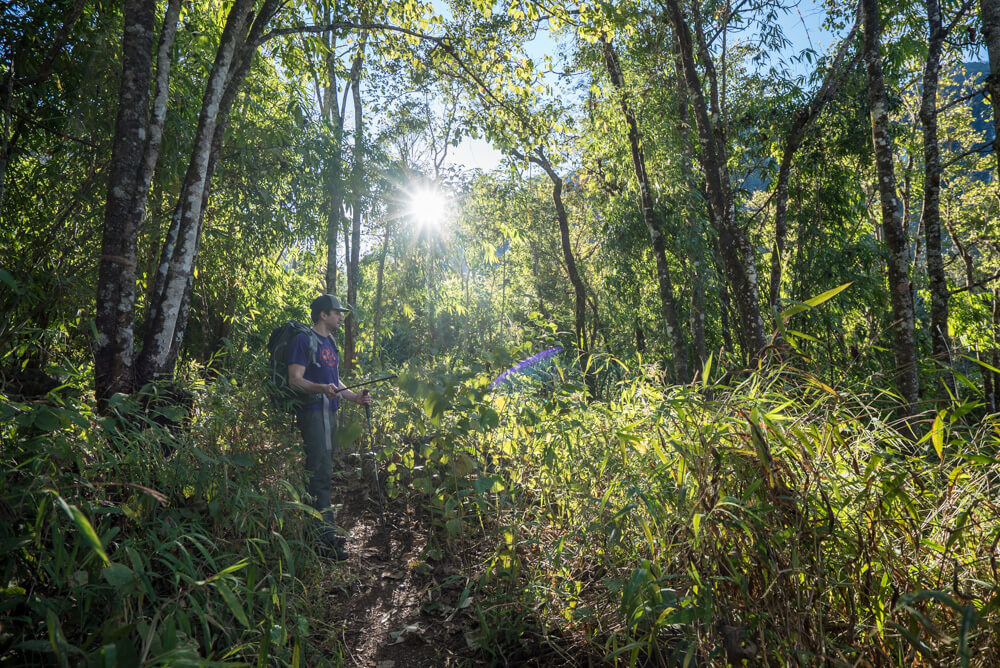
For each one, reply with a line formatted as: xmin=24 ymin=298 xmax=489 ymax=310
xmin=339 ymin=374 xmax=397 ymax=393
xmin=362 ymin=389 xmax=387 ymax=535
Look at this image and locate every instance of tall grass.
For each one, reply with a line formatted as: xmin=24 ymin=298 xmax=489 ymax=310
xmin=1 ymin=362 xmax=333 ymax=666
xmin=380 ymin=355 xmax=1000 ymax=665
xmin=6 ymin=340 xmax=998 ymax=666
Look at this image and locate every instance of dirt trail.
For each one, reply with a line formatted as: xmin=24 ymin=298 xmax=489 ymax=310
xmin=319 ymin=470 xmax=481 ymax=667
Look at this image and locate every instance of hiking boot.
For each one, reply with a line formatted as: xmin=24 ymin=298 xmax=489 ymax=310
xmin=318 ymin=534 xmax=348 ymax=561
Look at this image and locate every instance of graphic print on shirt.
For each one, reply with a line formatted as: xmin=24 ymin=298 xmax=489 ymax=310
xmin=318 ymin=345 xmax=337 ymax=369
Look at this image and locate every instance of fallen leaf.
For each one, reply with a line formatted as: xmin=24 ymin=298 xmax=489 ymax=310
xmin=381 ymin=570 xmax=406 ymax=580
xmin=389 ymin=623 xmax=426 ymax=645
xmin=464 ymin=628 xmax=484 ymax=649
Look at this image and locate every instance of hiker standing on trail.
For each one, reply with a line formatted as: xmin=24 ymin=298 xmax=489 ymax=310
xmin=287 ymin=294 xmax=371 ymax=560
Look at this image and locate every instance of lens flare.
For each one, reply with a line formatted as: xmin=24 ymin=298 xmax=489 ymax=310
xmin=408 ymin=187 xmax=448 ymax=230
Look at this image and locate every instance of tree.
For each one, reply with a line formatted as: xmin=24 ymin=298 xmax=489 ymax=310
xmin=982 ymin=0 xmax=1000 ymax=188
xmin=94 ymin=0 xmax=180 ymax=404
xmin=664 ymin=0 xmax=767 ymax=358
xmin=601 ymin=36 xmax=688 ymax=381
xmin=93 ymin=1 xmax=442 ymax=403
xmin=861 ymin=0 xmax=920 ymax=412
xmin=344 ymin=36 xmax=368 ymax=375
xmin=919 ymin=0 xmax=974 ymax=395
xmin=768 ymin=9 xmax=861 ymax=312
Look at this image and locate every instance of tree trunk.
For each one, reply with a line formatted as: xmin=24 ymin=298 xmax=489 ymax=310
xmin=372 ymin=221 xmax=390 ymax=368
xmin=714 ymin=234 xmax=735 ymax=354
xmin=920 ymin=0 xmax=954 ymax=393
xmin=993 ymin=288 xmax=1000 ymax=411
xmin=601 ymin=37 xmax=689 ymax=381
xmin=323 ymin=3 xmax=345 ymax=295
xmin=673 ymin=40 xmax=706 ymax=370
xmin=0 ymin=70 xmax=15 ymax=214
xmin=769 ymin=15 xmax=860 ymax=310
xmin=665 ymin=0 xmax=766 ymax=358
xmin=138 ymin=0 xmax=265 ymax=385
xmin=94 ymin=0 xmax=157 ymax=405
xmin=525 ymin=147 xmax=594 ymax=393
xmin=345 ymin=43 xmax=365 ymax=375
xmin=862 ymin=0 xmax=920 ymax=412
xmin=982 ymin=0 xmax=1000 ymax=190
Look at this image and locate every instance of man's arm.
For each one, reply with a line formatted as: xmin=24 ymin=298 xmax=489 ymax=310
xmin=335 ymin=379 xmax=371 ymax=405
xmin=288 ymin=363 xmax=338 ymax=398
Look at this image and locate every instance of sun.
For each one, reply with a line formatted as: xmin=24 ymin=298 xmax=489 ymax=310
xmin=407 ymin=187 xmax=448 ymax=231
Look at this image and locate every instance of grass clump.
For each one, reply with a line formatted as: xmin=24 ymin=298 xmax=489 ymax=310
xmin=379 ymin=356 xmax=1000 ymax=665
xmin=1 ymin=368 xmax=334 ymax=666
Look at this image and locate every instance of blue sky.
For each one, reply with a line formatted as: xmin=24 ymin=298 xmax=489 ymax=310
xmin=448 ymin=1 xmax=837 ymax=171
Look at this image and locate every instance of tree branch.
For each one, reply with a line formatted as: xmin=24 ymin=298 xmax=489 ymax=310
xmin=949 ymin=269 xmax=1000 ymax=295
xmin=261 ymin=21 xmax=444 ymax=47
xmin=13 ymin=0 xmax=88 ymax=90
xmin=943 ymin=0 xmax=977 ymax=36
xmin=11 ymin=108 xmax=98 ymax=148
xmin=941 ymin=140 xmax=993 ymax=169
xmin=936 ymin=86 xmax=985 ymax=114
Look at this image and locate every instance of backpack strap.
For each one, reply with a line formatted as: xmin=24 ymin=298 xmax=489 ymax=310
xmin=308 ymin=329 xmax=321 ymax=367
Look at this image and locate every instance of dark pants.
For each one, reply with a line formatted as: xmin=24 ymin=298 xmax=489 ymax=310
xmin=297 ymin=406 xmax=339 ymax=543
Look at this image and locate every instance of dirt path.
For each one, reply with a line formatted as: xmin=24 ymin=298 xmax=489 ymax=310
xmin=318 ymin=470 xmax=482 ymax=667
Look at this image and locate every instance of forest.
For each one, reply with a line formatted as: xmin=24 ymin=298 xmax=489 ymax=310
xmin=3 ymin=0 xmax=1000 ymax=664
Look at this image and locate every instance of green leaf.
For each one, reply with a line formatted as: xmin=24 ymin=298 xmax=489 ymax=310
xmin=0 ymin=268 xmax=21 ymax=293
xmin=102 ymin=563 xmax=135 ymax=587
xmin=959 ymin=605 xmax=976 ymax=668
xmin=780 ymin=282 xmax=853 ymax=321
xmin=931 ymin=410 xmax=945 ymax=461
xmin=445 ymin=518 xmax=463 ymax=537
xmin=54 ymin=495 xmax=109 ymax=566
xmin=33 ymin=407 xmax=61 ymax=432
xmin=215 ymin=580 xmax=250 ymax=628
xmin=961 ymin=354 xmax=1000 ymax=374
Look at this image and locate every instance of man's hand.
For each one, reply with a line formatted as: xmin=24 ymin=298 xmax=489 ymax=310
xmin=323 ymin=384 xmax=340 ymax=399
xmin=339 ymin=388 xmax=371 ymax=405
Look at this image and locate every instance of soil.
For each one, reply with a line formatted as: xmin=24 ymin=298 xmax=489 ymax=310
xmin=318 ymin=467 xmax=486 ymax=667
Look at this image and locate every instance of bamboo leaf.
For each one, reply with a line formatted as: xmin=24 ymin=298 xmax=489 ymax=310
xmin=961 ymin=354 xmax=1000 ymax=374
xmin=803 ymin=282 xmax=853 ymax=308
xmin=215 ymin=580 xmax=250 ymax=628
xmin=959 ymin=605 xmax=977 ymax=668
xmin=54 ymin=495 xmax=110 ymax=566
xmin=780 ymin=282 xmax=853 ymax=321
xmin=931 ymin=410 xmax=945 ymax=462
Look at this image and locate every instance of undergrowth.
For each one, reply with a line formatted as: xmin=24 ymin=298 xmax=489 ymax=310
xmin=5 ymin=340 xmax=1000 ymax=666
xmin=1 ymin=360 xmax=335 ymax=666
xmin=376 ymin=353 xmax=1000 ymax=666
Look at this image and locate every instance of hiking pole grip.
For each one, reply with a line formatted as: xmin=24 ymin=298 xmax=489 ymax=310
xmin=362 ymin=388 xmax=371 ymax=422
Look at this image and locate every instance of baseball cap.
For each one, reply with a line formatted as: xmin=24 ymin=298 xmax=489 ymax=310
xmin=311 ymin=294 xmax=351 ymax=313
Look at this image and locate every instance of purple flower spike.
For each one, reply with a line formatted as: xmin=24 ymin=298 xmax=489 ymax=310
xmin=489 ymin=346 xmax=564 ymax=390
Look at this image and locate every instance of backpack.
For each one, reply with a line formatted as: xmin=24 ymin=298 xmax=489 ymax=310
xmin=266 ymin=321 xmax=326 ymax=411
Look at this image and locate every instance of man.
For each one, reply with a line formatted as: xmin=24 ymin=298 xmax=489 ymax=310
xmin=287 ymin=294 xmax=371 ymax=560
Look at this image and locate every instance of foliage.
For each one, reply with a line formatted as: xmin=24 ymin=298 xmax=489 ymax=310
xmin=375 ymin=355 xmax=1000 ymax=664
xmin=0 ymin=338 xmax=335 ymax=666
xmin=4 ymin=0 xmax=1000 ymax=663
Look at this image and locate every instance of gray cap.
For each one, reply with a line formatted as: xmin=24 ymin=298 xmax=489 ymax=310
xmin=311 ymin=294 xmax=351 ymax=313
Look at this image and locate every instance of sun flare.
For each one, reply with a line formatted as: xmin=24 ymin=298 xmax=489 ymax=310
xmin=407 ymin=187 xmax=448 ymax=231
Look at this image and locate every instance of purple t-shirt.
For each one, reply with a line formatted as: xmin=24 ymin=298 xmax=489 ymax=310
xmin=288 ymin=331 xmax=340 ymax=412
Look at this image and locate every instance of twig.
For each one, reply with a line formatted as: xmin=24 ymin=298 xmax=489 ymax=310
xmin=936 ymin=86 xmax=985 ymax=115
xmin=12 ymin=109 xmax=98 ymax=148
xmin=941 ymin=141 xmax=993 ymax=169
xmin=949 ymin=269 xmax=1000 ymax=295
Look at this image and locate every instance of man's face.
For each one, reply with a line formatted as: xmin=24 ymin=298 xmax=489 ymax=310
xmin=322 ymin=309 xmax=345 ymax=330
